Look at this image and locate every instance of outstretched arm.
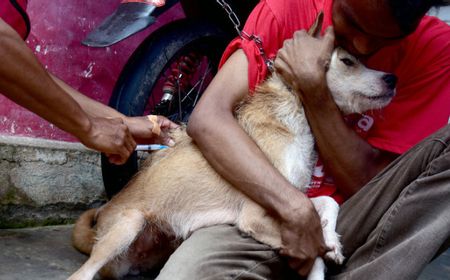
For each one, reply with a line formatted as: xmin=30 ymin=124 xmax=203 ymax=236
xmin=0 ymin=18 xmax=176 ymax=163
xmin=188 ymin=49 xmax=326 ymax=277
xmin=0 ymin=18 xmax=136 ymax=164
xmin=50 ymin=74 xmax=178 ymax=146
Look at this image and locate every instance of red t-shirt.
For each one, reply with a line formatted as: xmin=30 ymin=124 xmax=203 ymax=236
xmin=0 ymin=0 xmax=30 ymax=39
xmin=220 ymin=0 xmax=450 ymax=204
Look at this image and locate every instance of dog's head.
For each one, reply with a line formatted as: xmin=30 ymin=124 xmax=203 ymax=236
xmin=327 ymin=48 xmax=396 ymax=114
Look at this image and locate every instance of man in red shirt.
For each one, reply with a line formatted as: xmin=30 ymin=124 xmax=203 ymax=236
xmin=0 ymin=1 xmax=177 ymax=164
xmin=156 ymin=0 xmax=450 ymax=279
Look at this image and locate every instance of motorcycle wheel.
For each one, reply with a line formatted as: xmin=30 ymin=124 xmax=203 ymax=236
xmin=101 ymin=19 xmax=230 ymax=198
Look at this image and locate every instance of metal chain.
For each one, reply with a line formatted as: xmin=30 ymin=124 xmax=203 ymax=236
xmin=215 ymin=0 xmax=242 ymax=35
xmin=215 ymin=0 xmax=274 ymax=72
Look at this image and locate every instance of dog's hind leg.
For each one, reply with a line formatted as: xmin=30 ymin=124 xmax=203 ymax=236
xmin=237 ymin=200 xmax=282 ymax=249
xmin=68 ymin=209 xmax=146 ymax=280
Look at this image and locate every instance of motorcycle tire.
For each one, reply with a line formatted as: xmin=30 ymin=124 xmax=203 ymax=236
xmin=101 ymin=19 xmax=230 ymax=198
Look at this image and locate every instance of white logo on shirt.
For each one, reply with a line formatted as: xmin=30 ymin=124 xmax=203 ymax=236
xmin=313 ymin=165 xmax=324 ymax=177
xmin=357 ymin=115 xmax=374 ymax=132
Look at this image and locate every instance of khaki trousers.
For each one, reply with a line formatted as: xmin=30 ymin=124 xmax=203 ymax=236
xmin=156 ymin=125 xmax=450 ymax=280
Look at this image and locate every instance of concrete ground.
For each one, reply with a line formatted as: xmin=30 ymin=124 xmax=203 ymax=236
xmin=0 ymin=225 xmax=155 ymax=280
xmin=0 ymin=225 xmax=449 ymax=280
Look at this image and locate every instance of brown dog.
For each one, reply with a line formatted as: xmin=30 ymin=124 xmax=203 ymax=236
xmin=69 ymin=42 xmax=396 ymax=279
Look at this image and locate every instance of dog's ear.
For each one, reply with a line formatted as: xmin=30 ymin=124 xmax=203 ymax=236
xmin=308 ymin=11 xmax=324 ymax=37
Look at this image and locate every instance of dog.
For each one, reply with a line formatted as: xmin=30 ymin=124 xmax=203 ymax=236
xmin=68 ymin=44 xmax=396 ymax=280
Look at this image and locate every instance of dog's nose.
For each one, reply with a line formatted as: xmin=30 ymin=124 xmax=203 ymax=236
xmin=382 ymin=74 xmax=397 ymax=90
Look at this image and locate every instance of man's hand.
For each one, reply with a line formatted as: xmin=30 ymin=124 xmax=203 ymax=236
xmin=274 ymin=23 xmax=334 ymax=104
xmin=79 ymin=116 xmax=136 ymax=165
xmin=75 ymin=114 xmax=178 ymax=165
xmin=124 ymin=115 xmax=179 ymax=146
xmin=278 ymin=198 xmax=327 ymax=277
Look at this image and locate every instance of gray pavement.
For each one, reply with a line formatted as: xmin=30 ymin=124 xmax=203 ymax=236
xmin=0 ymin=225 xmax=153 ymax=280
xmin=0 ymin=225 xmax=85 ymax=280
xmin=0 ymin=225 xmax=449 ymax=280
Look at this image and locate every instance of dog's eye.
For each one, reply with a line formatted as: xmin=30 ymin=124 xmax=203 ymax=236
xmin=340 ymin=58 xmax=355 ymax=67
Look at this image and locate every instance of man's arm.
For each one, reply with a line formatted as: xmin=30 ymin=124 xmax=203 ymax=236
xmin=0 ymin=18 xmax=176 ymax=163
xmin=187 ymin=49 xmax=326 ymax=276
xmin=275 ymin=27 xmax=398 ymax=197
xmin=50 ymin=74 xmax=178 ymax=146
xmin=0 ymin=18 xmax=135 ymax=164
xmin=50 ymin=74 xmax=125 ymax=120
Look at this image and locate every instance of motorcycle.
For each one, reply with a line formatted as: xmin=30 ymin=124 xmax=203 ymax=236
xmin=85 ymin=0 xmax=258 ymax=197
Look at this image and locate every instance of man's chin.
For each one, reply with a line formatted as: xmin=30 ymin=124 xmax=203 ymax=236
xmin=336 ymin=42 xmax=376 ymax=59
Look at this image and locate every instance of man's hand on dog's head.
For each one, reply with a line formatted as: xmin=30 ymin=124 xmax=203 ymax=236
xmin=274 ymin=14 xmax=335 ymax=104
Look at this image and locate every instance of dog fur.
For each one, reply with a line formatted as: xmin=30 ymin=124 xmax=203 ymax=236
xmin=69 ymin=48 xmax=395 ymax=280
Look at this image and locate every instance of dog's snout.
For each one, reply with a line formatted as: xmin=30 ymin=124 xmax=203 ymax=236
xmin=382 ymin=74 xmax=397 ymax=90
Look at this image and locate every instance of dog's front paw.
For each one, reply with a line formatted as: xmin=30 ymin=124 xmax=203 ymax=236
xmin=325 ymin=248 xmax=345 ymax=265
xmin=323 ymin=232 xmax=345 ymax=265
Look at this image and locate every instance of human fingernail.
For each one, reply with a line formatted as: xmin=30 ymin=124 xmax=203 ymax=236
xmin=168 ymin=139 xmax=175 ymax=147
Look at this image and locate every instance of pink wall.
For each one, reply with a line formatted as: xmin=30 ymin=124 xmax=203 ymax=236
xmin=0 ymin=0 xmax=184 ymax=142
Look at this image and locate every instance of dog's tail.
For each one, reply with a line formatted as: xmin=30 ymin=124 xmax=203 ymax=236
xmin=72 ymin=208 xmax=97 ymax=255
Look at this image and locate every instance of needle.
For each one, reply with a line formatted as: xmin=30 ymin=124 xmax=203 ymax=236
xmin=135 ymin=144 xmax=169 ymax=151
